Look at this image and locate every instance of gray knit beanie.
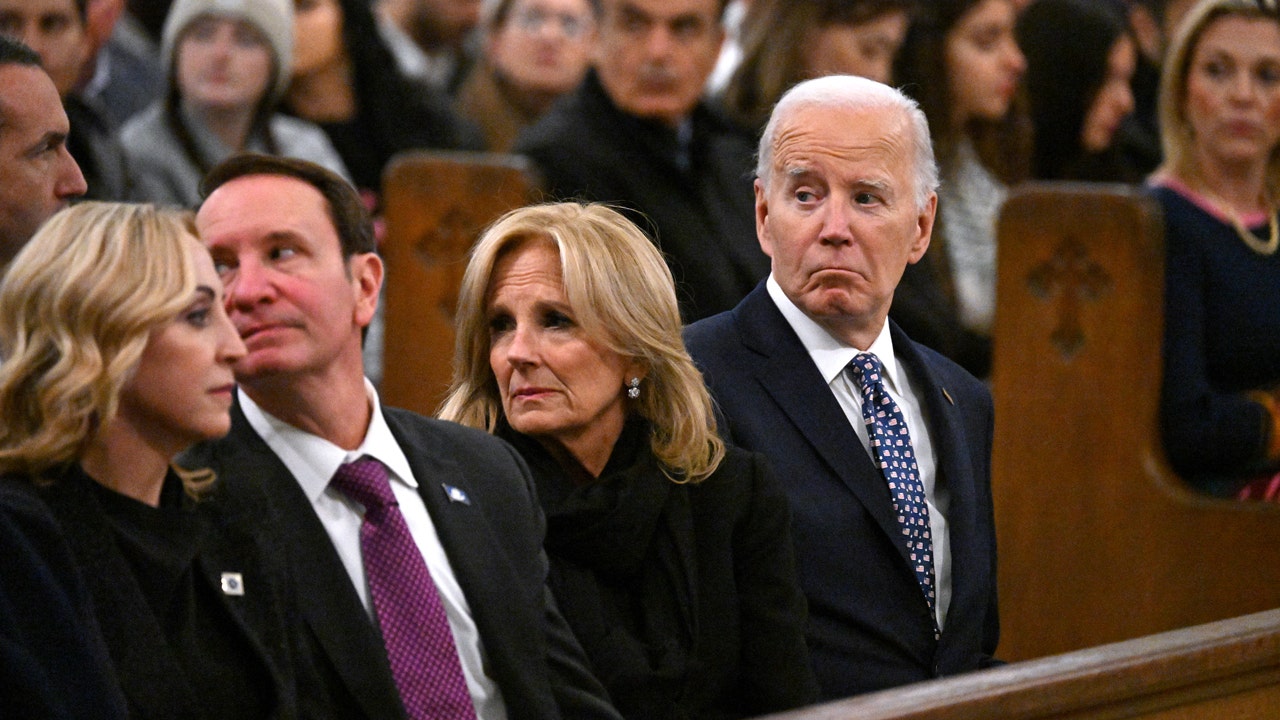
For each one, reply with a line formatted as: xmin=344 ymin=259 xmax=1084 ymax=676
xmin=161 ymin=0 xmax=294 ymax=103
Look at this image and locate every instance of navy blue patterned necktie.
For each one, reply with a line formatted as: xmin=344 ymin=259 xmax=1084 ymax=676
xmin=849 ymin=353 xmax=939 ymax=631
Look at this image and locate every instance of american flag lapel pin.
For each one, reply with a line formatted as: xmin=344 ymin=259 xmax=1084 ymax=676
xmin=442 ymin=484 xmax=471 ymax=505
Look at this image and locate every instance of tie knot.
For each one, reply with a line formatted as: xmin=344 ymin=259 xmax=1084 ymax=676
xmin=331 ymin=456 xmax=395 ymax=511
xmin=849 ymin=352 xmax=887 ymax=393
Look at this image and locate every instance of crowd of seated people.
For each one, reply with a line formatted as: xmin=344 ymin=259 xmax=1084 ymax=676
xmin=2 ymin=0 xmax=1280 ymax=717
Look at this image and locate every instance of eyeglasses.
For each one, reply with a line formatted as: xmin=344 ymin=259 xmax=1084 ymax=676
xmin=510 ymin=7 xmax=591 ymax=39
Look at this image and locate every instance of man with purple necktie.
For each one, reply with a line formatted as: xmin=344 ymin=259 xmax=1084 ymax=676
xmin=183 ymin=154 xmax=620 ymax=720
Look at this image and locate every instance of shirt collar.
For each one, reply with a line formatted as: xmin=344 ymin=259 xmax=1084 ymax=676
xmin=765 ymin=274 xmax=906 ymax=394
xmin=238 ymin=379 xmax=418 ymax=504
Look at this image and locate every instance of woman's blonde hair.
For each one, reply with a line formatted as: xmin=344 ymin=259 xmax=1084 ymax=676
xmin=1158 ymin=0 xmax=1280 ymax=188
xmin=0 ymin=202 xmax=207 ymax=489
xmin=438 ymin=202 xmax=725 ymax=483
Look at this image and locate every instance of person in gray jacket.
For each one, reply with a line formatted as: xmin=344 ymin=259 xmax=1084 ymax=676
xmin=120 ymin=0 xmax=348 ymax=207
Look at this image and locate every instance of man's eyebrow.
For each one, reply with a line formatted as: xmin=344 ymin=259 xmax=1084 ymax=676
xmin=855 ymin=178 xmax=892 ymax=193
xmin=26 ymin=130 xmax=68 ymax=155
xmin=262 ymin=229 xmax=306 ymax=243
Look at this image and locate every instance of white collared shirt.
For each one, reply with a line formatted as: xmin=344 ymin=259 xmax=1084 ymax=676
xmin=375 ymin=14 xmax=458 ymax=91
xmin=239 ymin=382 xmax=508 ymax=719
xmin=766 ymin=276 xmax=953 ymax=630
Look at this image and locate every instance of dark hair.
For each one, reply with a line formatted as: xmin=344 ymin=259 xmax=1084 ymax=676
xmin=599 ymin=0 xmax=732 ymax=21
xmin=893 ymin=0 xmax=1030 ymax=184
xmin=1131 ymin=0 xmax=1172 ymax=24
xmin=0 ymin=36 xmax=42 ymax=67
xmin=284 ymin=0 xmax=478 ymax=191
xmin=723 ymin=0 xmax=914 ymax=131
xmin=1018 ymin=0 xmax=1132 ymax=180
xmin=200 ymin=153 xmax=376 ymax=260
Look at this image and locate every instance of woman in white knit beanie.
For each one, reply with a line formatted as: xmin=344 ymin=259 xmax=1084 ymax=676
xmin=120 ymin=0 xmax=350 ymax=207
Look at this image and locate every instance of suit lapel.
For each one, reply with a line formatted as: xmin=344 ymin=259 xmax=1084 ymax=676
xmin=218 ymin=407 xmax=405 ymax=720
xmin=736 ymin=286 xmax=910 ymax=565
xmin=383 ymin=412 xmax=527 ymax=673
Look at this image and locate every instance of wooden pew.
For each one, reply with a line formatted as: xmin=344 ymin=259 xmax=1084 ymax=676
xmin=380 ymin=151 xmax=537 ymax=416
xmin=753 ymin=608 xmax=1280 ymax=720
xmin=989 ymin=183 xmax=1280 ymax=663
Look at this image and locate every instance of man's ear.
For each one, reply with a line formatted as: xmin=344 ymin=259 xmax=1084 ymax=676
xmin=907 ymin=193 xmax=937 ymax=264
xmin=755 ymin=178 xmax=774 ymax=259
xmin=350 ymin=252 xmax=383 ymax=328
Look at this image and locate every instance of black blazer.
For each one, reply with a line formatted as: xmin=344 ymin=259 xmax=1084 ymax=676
xmin=684 ymin=282 xmax=1000 ymax=699
xmin=183 ymin=403 xmax=620 ymax=720
xmin=508 ymin=423 xmax=819 ymax=718
xmin=28 ymin=466 xmax=298 ymax=719
xmin=0 ymin=480 xmax=128 ymax=720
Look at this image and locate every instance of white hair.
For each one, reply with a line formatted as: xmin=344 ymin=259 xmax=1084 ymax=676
xmin=755 ymin=74 xmax=939 ymax=211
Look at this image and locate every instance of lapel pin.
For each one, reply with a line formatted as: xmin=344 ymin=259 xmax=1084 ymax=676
xmin=220 ymin=572 xmax=245 ymax=596
xmin=942 ymin=388 xmax=955 ymax=405
xmin=442 ymin=484 xmax=471 ymax=505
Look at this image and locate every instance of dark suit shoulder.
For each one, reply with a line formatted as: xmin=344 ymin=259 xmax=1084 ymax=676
xmin=0 ymin=476 xmax=129 ymax=720
xmin=383 ymin=405 xmax=511 ymax=446
xmin=382 ymin=407 xmax=529 ymax=474
xmin=684 ymin=307 xmax=749 ymax=371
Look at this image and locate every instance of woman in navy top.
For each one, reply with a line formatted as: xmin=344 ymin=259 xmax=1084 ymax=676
xmin=1148 ymin=0 xmax=1280 ymax=498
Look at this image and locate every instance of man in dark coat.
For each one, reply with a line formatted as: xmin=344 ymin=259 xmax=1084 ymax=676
xmin=685 ymin=75 xmax=1001 ymax=700
xmin=0 ymin=36 xmax=86 ymax=263
xmin=0 ymin=0 xmax=135 ymax=201
xmin=515 ymin=0 xmax=766 ymax=323
xmin=184 ymin=154 xmax=620 ymax=720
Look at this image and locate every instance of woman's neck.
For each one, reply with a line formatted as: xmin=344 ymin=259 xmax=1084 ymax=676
xmin=1190 ymin=149 xmax=1271 ymax=216
xmin=80 ymin=423 xmax=173 ymax=507
xmin=287 ymin=63 xmax=357 ymax=124
xmin=182 ymin=98 xmax=257 ymax=152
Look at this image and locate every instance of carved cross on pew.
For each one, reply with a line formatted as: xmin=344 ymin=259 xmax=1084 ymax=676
xmin=416 ymin=206 xmax=479 ymax=321
xmin=1025 ymin=238 xmax=1111 ymax=359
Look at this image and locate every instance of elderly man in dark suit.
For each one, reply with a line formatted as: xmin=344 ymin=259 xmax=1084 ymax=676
xmin=685 ymin=74 xmax=1000 ymax=700
xmin=183 ymin=154 xmax=619 ymax=720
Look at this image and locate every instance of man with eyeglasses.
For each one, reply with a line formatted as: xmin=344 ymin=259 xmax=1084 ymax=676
xmin=515 ymin=0 xmax=766 ymax=323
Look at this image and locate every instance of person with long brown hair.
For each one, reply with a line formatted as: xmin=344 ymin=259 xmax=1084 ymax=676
xmin=891 ymin=0 xmax=1030 ymax=378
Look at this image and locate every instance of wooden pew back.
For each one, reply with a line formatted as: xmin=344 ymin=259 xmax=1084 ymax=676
xmin=755 ymin=609 xmax=1280 ymax=720
xmin=989 ymin=183 xmax=1280 ymax=662
xmin=380 ymin=151 xmax=536 ymax=416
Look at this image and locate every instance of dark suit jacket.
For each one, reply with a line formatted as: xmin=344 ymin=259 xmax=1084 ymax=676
xmin=28 ymin=466 xmax=298 ymax=719
xmin=506 ymin=421 xmax=819 ymax=718
xmin=0 ymin=480 xmax=128 ymax=720
xmin=515 ymin=70 xmax=768 ymax=323
xmin=684 ymin=282 xmax=1000 ymax=699
xmin=182 ymin=403 xmax=619 ymax=720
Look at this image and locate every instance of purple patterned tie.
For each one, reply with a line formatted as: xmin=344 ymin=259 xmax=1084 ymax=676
xmin=330 ymin=457 xmax=477 ymax=720
xmin=849 ymin=353 xmax=939 ymax=635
